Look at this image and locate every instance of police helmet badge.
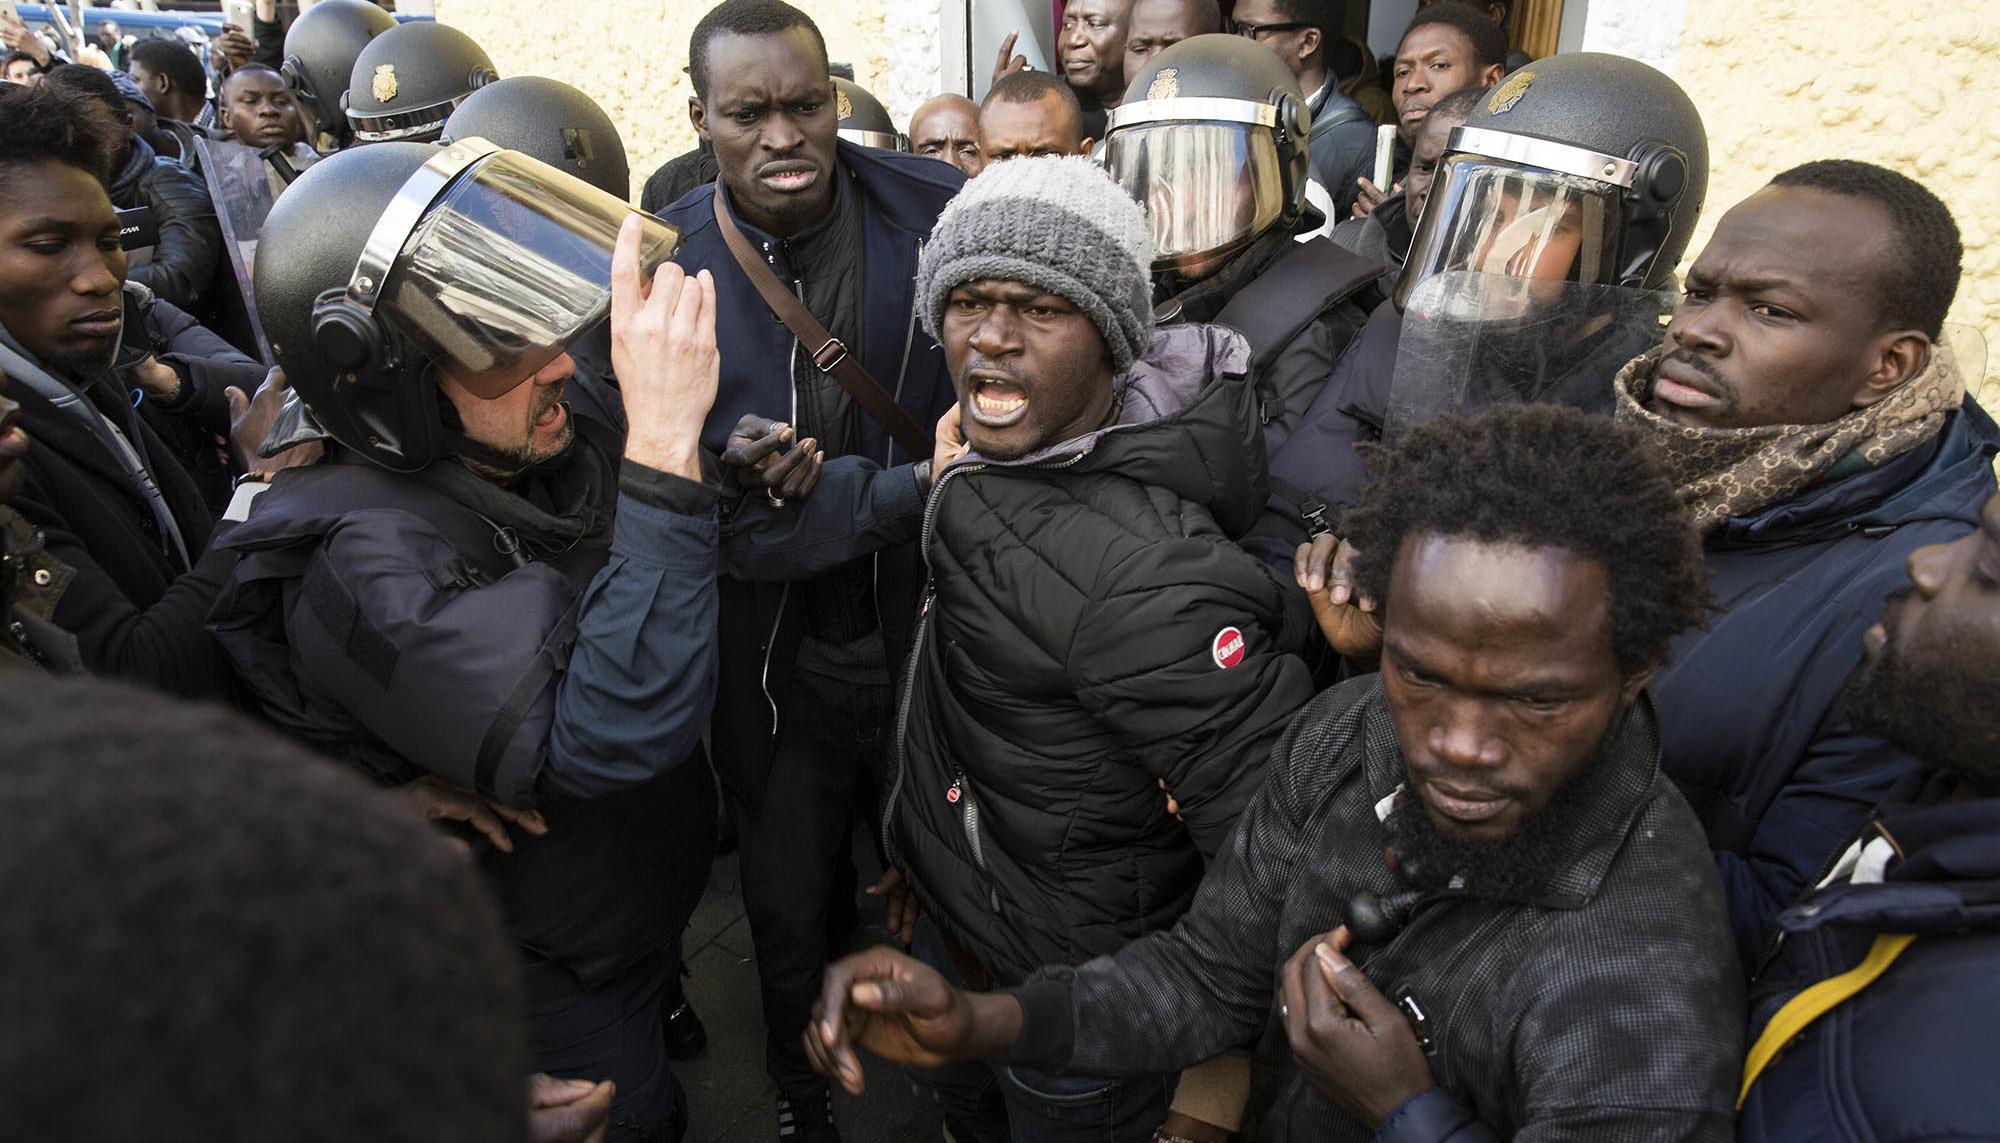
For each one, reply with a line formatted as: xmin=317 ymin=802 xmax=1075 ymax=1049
xmin=1147 ymin=67 xmax=1179 ymax=101
xmin=371 ymin=64 xmax=399 ymax=103
xmin=1486 ymin=70 xmax=1534 ymax=115
xmin=836 ymin=88 xmax=853 ymax=120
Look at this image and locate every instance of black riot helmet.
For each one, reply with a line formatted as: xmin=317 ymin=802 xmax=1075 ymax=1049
xmin=1105 ymin=34 xmax=1310 ymax=282
xmin=1397 ymin=52 xmax=1709 ymax=309
xmin=833 ymin=77 xmax=905 ymax=150
xmin=279 ymin=0 xmax=395 ymax=143
xmin=256 ymin=140 xmax=681 ymax=472
xmin=344 ymin=21 xmax=498 ymax=145
xmin=442 ymin=77 xmax=630 ymax=199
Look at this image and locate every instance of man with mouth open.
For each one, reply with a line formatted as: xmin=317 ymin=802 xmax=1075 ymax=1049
xmin=810 ymin=403 xmax=1744 ymax=1142
xmin=654 ymin=2 xmax=965 ymax=1136
xmin=1612 ymin=160 xmax=2000 ymax=977
xmin=850 ymin=154 xmax=1317 ymax=1142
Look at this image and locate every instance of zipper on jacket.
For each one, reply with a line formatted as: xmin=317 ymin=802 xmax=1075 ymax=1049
xmin=756 ymin=303 xmax=807 ymax=739
xmin=880 ymin=452 xmax=1091 ymax=893
xmin=888 ymin=237 xmax=924 ymax=465
xmin=880 ymin=459 xmax=982 ymax=870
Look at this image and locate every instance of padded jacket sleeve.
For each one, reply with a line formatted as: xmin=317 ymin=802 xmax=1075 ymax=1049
xmin=127 ymin=162 xmax=224 ymax=312
xmin=288 ymin=480 xmax=719 ymax=808
xmin=35 ymin=511 xmax=240 ymax=697
xmin=1066 ymin=537 xmax=1315 ymax=858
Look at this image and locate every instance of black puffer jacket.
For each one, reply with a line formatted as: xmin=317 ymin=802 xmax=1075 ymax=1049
xmin=108 ymin=135 xmax=224 ymax=316
xmin=1009 ymin=678 xmax=1745 ymax=1142
xmin=889 ymin=324 xmax=1317 ymax=985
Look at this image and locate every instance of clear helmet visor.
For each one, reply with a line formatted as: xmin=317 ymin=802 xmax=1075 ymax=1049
xmin=1396 ymin=155 xmax=1623 ymax=314
xmin=368 ymin=144 xmax=681 ymax=398
xmin=1105 ymin=121 xmax=1284 ymax=276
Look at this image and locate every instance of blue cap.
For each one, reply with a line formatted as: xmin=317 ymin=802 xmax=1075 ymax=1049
xmin=109 ymin=68 xmax=154 ymax=114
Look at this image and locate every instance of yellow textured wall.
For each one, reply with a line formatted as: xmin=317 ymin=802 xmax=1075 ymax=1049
xmin=433 ymin=0 xmax=897 ymax=202
xmin=1676 ymin=0 xmax=2000 ymax=411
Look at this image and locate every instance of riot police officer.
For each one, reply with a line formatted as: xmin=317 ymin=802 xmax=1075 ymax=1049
xmin=833 ymin=77 xmax=907 ymax=151
xmin=1267 ymin=51 xmax=1710 ymax=559
xmin=1106 ymin=34 xmax=1386 ymax=458
xmin=344 ymin=21 xmax=498 ymax=145
xmin=277 ymin=0 xmax=395 ymax=151
xmin=208 ymin=140 xmax=718 ymax=1142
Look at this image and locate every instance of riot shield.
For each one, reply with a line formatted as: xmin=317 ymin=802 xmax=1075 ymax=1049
xmin=1384 ymin=270 xmax=1675 ymax=444
xmin=193 ymin=137 xmax=319 ymax=365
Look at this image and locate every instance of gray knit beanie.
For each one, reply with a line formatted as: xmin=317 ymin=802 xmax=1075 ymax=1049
xmin=917 ymin=156 xmax=1154 ymax=373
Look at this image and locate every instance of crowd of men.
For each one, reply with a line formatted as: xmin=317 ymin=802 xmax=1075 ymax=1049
xmin=1 ymin=1 xmax=1996 ymax=1142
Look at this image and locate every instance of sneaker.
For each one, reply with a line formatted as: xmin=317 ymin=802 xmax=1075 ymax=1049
xmin=662 ymin=998 xmax=708 ymax=1061
xmin=775 ymin=1088 xmax=841 ymax=1142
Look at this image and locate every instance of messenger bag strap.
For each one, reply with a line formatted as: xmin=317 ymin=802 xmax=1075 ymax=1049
xmin=710 ymin=179 xmax=935 ymax=460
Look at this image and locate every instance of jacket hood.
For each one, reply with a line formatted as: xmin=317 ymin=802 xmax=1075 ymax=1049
xmin=110 ymin=132 xmax=159 ymax=200
xmin=960 ymin=323 xmax=1266 ymax=537
xmin=1712 ymin=396 xmax=2000 ymax=547
xmin=1781 ymin=800 xmax=2000 ymax=937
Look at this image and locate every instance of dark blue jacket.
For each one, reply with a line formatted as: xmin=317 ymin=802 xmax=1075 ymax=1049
xmin=657 ymin=141 xmax=962 ymax=809
xmin=1657 ymin=398 xmax=2000 ymax=976
xmin=1738 ymin=799 xmax=2000 ymax=1142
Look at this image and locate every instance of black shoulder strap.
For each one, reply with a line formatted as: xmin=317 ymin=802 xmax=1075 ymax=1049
xmin=1308 ymin=97 xmax=1372 ymax=143
xmin=1215 ymin=237 xmax=1385 ymax=379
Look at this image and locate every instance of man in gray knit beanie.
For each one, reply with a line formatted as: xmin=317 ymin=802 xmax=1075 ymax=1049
xmin=812 ymin=157 xmax=1316 ymax=1142
xmin=915 ymin=155 xmax=1162 ymax=460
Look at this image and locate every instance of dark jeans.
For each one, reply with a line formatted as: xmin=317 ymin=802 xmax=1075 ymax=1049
xmin=906 ymin=921 xmax=1173 ymax=1143
xmin=529 ymin=950 xmax=685 ymax=1143
xmin=733 ymin=666 xmax=890 ymax=1095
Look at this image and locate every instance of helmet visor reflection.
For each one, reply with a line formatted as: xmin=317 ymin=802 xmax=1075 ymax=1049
xmin=1105 ymin=121 xmax=1284 ymax=274
xmin=374 ymin=148 xmax=680 ymax=398
xmin=1396 ymin=155 xmax=1622 ymax=310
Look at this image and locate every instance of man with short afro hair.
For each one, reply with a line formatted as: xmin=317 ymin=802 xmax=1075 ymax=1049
xmin=0 ymin=676 xmax=529 ymax=1143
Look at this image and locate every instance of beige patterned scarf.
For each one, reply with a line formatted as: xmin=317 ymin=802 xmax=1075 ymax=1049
xmin=1612 ymin=344 xmax=1965 ymax=534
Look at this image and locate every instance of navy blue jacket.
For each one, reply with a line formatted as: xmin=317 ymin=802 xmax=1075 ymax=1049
xmin=1657 ymin=398 xmax=1999 ymax=976
xmin=1738 ymin=799 xmax=2000 ymax=1142
xmin=657 ymin=141 xmax=962 ymax=808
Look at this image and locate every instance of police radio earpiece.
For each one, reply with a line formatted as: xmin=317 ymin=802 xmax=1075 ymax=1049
xmin=310 ymin=288 xmax=388 ymax=374
xmin=1269 ymin=90 xmax=1306 ymax=222
xmin=1617 ymin=139 xmax=1691 ymax=288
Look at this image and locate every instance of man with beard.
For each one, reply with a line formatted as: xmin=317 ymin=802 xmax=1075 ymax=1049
xmin=207 ymin=140 xmax=749 ymax=1141
xmin=1735 ymin=491 xmax=2000 ymax=1140
xmin=1609 ymin=160 xmax=2000 ymax=977
xmin=808 ymin=403 xmax=1743 ymax=1142
xmin=0 ymin=81 xmax=279 ymax=694
xmin=654 ymin=3 xmax=963 ymax=1135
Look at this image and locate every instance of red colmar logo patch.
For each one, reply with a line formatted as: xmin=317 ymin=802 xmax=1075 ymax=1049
xmin=1211 ymin=626 xmax=1246 ymax=669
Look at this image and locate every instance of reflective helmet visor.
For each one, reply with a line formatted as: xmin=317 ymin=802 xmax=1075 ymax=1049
xmin=1396 ymin=154 xmax=1623 ymax=311
xmin=1105 ymin=120 xmax=1284 ymax=275
xmin=360 ymin=142 xmax=681 ymax=398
